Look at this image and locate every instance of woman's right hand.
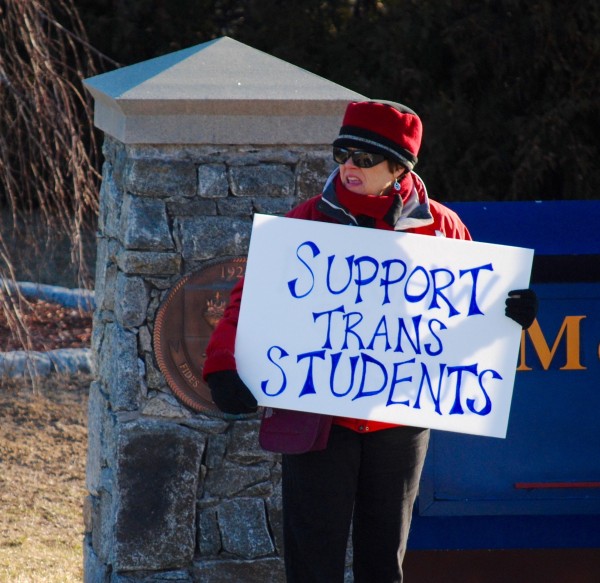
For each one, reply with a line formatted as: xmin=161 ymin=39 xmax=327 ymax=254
xmin=207 ymin=370 xmax=258 ymax=414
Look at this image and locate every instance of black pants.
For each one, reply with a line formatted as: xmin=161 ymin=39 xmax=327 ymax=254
xmin=282 ymin=424 xmax=430 ymax=583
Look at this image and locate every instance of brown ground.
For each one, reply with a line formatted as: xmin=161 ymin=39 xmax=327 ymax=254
xmin=0 ymin=302 xmax=91 ymax=582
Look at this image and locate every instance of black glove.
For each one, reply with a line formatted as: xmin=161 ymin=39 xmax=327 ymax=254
xmin=207 ymin=370 xmax=258 ymax=415
xmin=505 ymin=289 xmax=538 ymax=330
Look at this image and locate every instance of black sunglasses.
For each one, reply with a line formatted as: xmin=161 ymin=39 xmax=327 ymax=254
xmin=332 ymin=147 xmax=386 ymax=168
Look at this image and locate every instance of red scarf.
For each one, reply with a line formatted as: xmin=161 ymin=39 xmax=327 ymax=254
xmin=336 ymin=172 xmax=429 ymax=230
xmin=319 ymin=169 xmax=434 ymax=230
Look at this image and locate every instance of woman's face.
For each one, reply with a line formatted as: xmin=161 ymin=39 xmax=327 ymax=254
xmin=338 ymin=152 xmax=403 ymax=196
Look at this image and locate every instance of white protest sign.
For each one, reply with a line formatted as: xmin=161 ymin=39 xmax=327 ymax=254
xmin=236 ymin=214 xmax=533 ymax=438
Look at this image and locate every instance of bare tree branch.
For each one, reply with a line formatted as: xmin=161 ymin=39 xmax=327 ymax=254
xmin=0 ymin=0 xmax=107 ymax=354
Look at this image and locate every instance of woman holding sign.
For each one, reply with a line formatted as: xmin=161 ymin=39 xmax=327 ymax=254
xmin=203 ymin=100 xmax=537 ymax=583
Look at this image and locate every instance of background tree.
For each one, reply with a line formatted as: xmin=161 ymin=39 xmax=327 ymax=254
xmin=76 ymin=0 xmax=600 ymax=202
xmin=1 ymin=2 xmax=598 ymax=281
xmin=1 ymin=0 xmax=596 ymax=354
xmin=0 ymin=0 xmax=115 ymax=350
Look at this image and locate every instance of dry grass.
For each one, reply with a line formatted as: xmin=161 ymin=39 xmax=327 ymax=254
xmin=0 ymin=374 xmax=90 ymax=582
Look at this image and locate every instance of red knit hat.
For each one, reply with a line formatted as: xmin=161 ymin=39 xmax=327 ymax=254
xmin=333 ymin=100 xmax=422 ymax=170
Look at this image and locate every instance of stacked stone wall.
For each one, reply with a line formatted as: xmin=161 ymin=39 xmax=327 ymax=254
xmin=85 ymin=136 xmax=334 ymax=582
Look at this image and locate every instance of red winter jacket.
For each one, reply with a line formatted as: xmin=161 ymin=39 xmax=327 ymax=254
xmin=203 ymin=189 xmax=471 ymax=436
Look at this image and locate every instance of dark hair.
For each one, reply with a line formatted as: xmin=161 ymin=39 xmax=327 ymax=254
xmin=387 ymin=159 xmax=406 ymax=174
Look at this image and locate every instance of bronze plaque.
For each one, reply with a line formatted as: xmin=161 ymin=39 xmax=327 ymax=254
xmin=153 ymin=257 xmax=246 ymax=414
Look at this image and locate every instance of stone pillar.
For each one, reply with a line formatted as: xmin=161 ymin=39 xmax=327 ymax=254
xmin=83 ymin=36 xmax=365 ymax=583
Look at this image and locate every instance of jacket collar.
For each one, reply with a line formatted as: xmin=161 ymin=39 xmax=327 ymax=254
xmin=317 ymin=168 xmax=434 ymax=230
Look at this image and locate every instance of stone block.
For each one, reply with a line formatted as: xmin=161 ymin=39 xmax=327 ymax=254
xmin=226 ymin=420 xmax=265 ymax=465
xmin=102 ymin=135 xmax=116 ymax=163
xmin=91 ymin=315 xmax=106 ymax=375
xmin=223 ymin=147 xmax=297 ymax=166
xmin=113 ymin=420 xmax=204 ymax=571
xmin=144 ymin=354 xmax=169 ymax=392
xmin=229 ymin=165 xmax=294 ymax=197
xmin=192 ymin=558 xmax=285 ymax=583
xmin=138 ymin=325 xmax=152 ymax=354
xmin=98 ymin=323 xmax=140 ymax=411
xmin=125 ymin=158 xmax=196 ymax=198
xmin=203 ymin=463 xmax=271 ymax=498
xmin=94 ymin=486 xmax=115 ymax=563
xmin=204 ymin=433 xmax=228 ymax=469
xmin=167 ymin=198 xmax=217 ymax=218
xmin=144 ymin=277 xmax=177 ymax=291
xmin=266 ymin=486 xmax=284 ymax=555
xmin=182 ymin=416 xmax=230 ymax=435
xmin=83 ymin=535 xmax=110 ymax=583
xmin=98 ymin=163 xmax=124 ymax=239
xmin=95 ymin=237 xmax=118 ymax=312
xmin=251 ymin=196 xmax=296 ymax=215
xmin=218 ymin=498 xmax=274 ymax=559
xmin=120 ymin=195 xmax=174 ymax=251
xmin=86 ymin=382 xmax=111 ymax=494
xmin=111 ymin=570 xmax=193 ymax=583
xmin=103 ymin=137 xmax=127 ymax=187
xmin=198 ymin=164 xmax=228 ymax=198
xmin=83 ymin=495 xmax=95 ymax=534
xmin=117 ymin=250 xmax=182 ymax=276
xmin=295 ymin=154 xmax=335 ymax=202
xmin=141 ymin=393 xmax=193 ymax=419
xmin=215 ymin=197 xmax=253 ymax=217
xmin=177 ymin=216 xmax=251 ymax=261
xmin=240 ymin=480 xmax=275 ymax=498
xmin=115 ymin=274 xmax=149 ymax=328
xmin=197 ymin=506 xmax=221 ymax=557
